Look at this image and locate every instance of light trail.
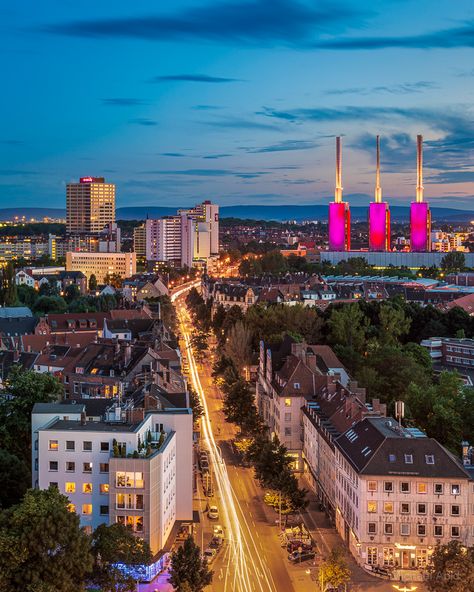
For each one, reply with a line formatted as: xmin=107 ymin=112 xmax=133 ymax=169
xmin=175 ymin=295 xmax=278 ymax=592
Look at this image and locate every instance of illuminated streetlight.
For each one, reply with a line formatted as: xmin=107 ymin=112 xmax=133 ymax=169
xmin=392 ymin=585 xmax=417 ymax=592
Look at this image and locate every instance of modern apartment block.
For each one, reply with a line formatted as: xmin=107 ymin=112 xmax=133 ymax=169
xmin=133 ymin=224 xmax=146 ymax=258
xmin=421 ymin=337 xmax=474 ymax=385
xmin=32 ymin=400 xmax=193 ymax=559
xmin=66 ymin=251 xmax=136 ymax=283
xmin=145 ymin=217 xmax=182 ymax=264
xmin=66 ymin=177 xmax=115 ymax=235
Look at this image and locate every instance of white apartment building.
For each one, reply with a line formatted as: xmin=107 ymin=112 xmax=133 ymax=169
xmin=181 ymin=214 xmax=211 ymax=269
xmin=145 ymin=217 xmax=182 ymax=264
xmin=66 ymin=251 xmax=136 ymax=283
xmin=32 ymin=401 xmax=193 ymax=559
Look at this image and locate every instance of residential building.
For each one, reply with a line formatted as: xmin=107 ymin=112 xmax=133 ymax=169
xmin=421 ymin=337 xmax=474 ymax=385
xmin=180 ymin=214 xmax=211 ymax=269
xmin=133 ymin=224 xmax=146 ymax=258
xmin=66 ymin=251 xmax=136 ymax=283
xmin=145 ymin=217 xmax=182 ymax=264
xmin=31 ymin=398 xmax=193 ymax=561
xmin=66 ymin=177 xmax=115 ymax=234
xmin=210 ymin=283 xmax=257 ymax=313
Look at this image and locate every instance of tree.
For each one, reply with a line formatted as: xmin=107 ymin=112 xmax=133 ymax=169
xmin=224 ymin=321 xmax=252 ymax=372
xmin=424 ymin=541 xmax=474 ymax=592
xmin=88 ymin=273 xmax=98 ymax=291
xmin=168 ymin=536 xmax=213 ymax=592
xmin=32 ymin=294 xmax=67 ymax=314
xmin=104 ymin=272 xmax=123 ymax=289
xmin=0 ymin=261 xmax=17 ymax=306
xmin=441 ymin=251 xmax=465 ymax=273
xmin=318 ymin=548 xmax=351 ymax=592
xmin=378 ymin=302 xmax=411 ymax=346
xmin=0 ymin=449 xmax=30 ymax=509
xmin=39 ymin=278 xmax=60 ymax=297
xmin=16 ymin=284 xmax=38 ymax=308
xmin=0 ymin=487 xmax=93 ymax=592
xmin=222 ymin=378 xmax=260 ymax=433
xmin=91 ymin=523 xmax=152 ymax=592
xmin=63 ymin=284 xmax=80 ymax=303
xmin=328 ymin=303 xmax=368 ymax=354
xmin=189 ymin=386 xmax=204 ymax=423
xmin=0 ymin=367 xmax=63 ymax=463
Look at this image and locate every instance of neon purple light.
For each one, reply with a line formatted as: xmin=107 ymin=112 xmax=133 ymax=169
xmin=369 ymin=202 xmax=388 ymax=251
xmin=329 ymin=202 xmax=349 ymax=251
xmin=410 ymin=202 xmax=430 ymax=252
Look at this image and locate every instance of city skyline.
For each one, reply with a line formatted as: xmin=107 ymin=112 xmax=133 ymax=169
xmin=1 ymin=0 xmax=473 ymax=209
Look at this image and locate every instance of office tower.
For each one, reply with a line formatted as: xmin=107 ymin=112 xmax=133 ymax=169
xmin=369 ymin=136 xmax=391 ymax=251
xmin=133 ymin=224 xmax=146 ymax=257
xmin=145 ymin=217 xmax=182 ymax=264
xmin=410 ymin=135 xmax=431 ymax=252
xmin=66 ymin=177 xmax=115 ymax=234
xmin=328 ymin=137 xmax=351 ymax=251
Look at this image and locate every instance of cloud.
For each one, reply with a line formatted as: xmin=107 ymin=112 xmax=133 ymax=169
xmin=325 ymin=81 xmax=437 ymax=96
xmin=192 ymin=105 xmax=223 ymax=111
xmin=202 ymin=115 xmax=282 ymax=131
xmin=161 ymin=152 xmax=187 ymax=157
xmin=129 ymin=118 xmax=158 ymax=126
xmin=428 ymin=171 xmax=474 ymax=184
xmin=138 ymin=168 xmax=268 ymax=179
xmin=247 ymin=139 xmax=318 ymax=153
xmin=42 ymin=0 xmax=366 ymax=47
xmin=101 ymin=98 xmax=145 ymax=106
xmin=313 ymin=21 xmax=474 ymax=50
xmin=202 ymin=154 xmax=232 ymax=159
xmin=151 ymin=74 xmax=239 ymax=83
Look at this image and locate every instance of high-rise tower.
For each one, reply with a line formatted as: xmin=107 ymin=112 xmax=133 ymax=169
xmin=369 ymin=136 xmax=391 ymax=251
xmin=66 ymin=177 xmax=115 ymax=234
xmin=410 ymin=135 xmax=431 ymax=252
xmin=328 ymin=137 xmax=350 ymax=251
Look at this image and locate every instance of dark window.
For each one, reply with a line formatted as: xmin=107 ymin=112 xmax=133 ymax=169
xmin=49 ymin=461 xmax=58 ymax=471
xmin=100 ymin=505 xmax=109 ymax=515
xmin=100 ymin=442 xmax=109 ymax=452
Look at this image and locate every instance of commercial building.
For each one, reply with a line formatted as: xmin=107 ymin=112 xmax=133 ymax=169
xmin=321 ymin=250 xmax=474 ymax=268
xmin=66 ymin=251 xmax=136 ymax=283
xmin=133 ymin=224 xmax=146 ymax=258
xmin=66 ymin=177 xmax=115 ymax=235
xmin=181 ymin=214 xmax=211 ymax=269
xmin=32 ymin=399 xmax=193 ymax=557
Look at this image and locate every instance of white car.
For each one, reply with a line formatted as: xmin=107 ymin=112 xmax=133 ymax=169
xmin=208 ymin=505 xmax=219 ymax=520
xmin=203 ymin=548 xmax=217 ymax=563
xmin=213 ymin=524 xmax=224 ymax=538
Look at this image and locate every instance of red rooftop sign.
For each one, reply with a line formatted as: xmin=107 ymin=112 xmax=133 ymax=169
xmin=80 ymin=177 xmax=105 ymax=183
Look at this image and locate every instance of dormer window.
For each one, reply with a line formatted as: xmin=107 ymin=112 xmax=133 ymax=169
xmin=293 ymin=382 xmax=300 ymax=390
xmin=425 ymin=455 xmax=435 ymax=465
xmin=404 ymin=454 xmax=413 ymax=464
xmin=388 ymin=454 xmax=396 ymax=463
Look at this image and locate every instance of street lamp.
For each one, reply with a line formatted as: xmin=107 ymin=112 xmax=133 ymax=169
xmin=392 ymin=586 xmax=418 ymax=592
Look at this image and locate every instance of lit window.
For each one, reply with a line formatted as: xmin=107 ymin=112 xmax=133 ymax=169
xmin=68 ymin=503 xmax=76 ymax=513
xmin=417 ymin=483 xmax=427 ymax=494
xmin=82 ymin=504 xmax=92 ymax=515
xmin=100 ymin=484 xmax=109 ymax=494
xmin=367 ymin=481 xmax=377 ymax=492
xmin=83 ymin=483 xmax=93 ymax=494
xmin=367 ymin=501 xmax=377 ymax=513
xmin=284 ymin=398 xmax=291 ymax=407
xmin=384 ymin=502 xmax=393 ymax=513
xmin=65 ymin=482 xmax=76 ymax=493
xmin=49 ymin=440 xmax=58 ymax=451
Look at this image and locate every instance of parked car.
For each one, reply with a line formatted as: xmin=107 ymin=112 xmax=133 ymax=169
xmin=213 ymin=524 xmax=224 ymax=538
xmin=208 ymin=505 xmax=219 ymax=520
xmin=203 ymin=548 xmax=217 ymax=563
xmin=287 ymin=541 xmax=313 ymax=553
xmin=288 ymin=550 xmax=316 ymax=563
xmin=209 ymin=536 xmax=223 ymax=549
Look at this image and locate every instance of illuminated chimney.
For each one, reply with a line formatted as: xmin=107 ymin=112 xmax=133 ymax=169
xmin=369 ymin=135 xmax=390 ymax=251
xmin=410 ymin=134 xmax=431 ymax=252
xmin=329 ymin=136 xmax=350 ymax=251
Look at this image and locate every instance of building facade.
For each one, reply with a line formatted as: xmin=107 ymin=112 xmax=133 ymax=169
xmin=66 ymin=177 xmax=115 ymax=234
xmin=66 ymin=251 xmax=136 ymax=283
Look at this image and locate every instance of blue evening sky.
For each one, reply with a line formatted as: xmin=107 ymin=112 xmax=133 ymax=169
xmin=1 ymin=0 xmax=473 ymax=210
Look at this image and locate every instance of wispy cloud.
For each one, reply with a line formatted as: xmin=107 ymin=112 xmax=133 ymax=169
xmin=102 ymin=98 xmax=146 ymax=106
xmin=325 ymin=81 xmax=437 ymax=96
xmin=192 ymin=105 xmax=223 ymax=111
xmin=161 ymin=152 xmax=187 ymax=157
xmin=129 ymin=118 xmax=158 ymax=126
xmin=138 ymin=168 xmax=268 ymax=179
xmin=151 ymin=74 xmax=239 ymax=83
xmin=428 ymin=171 xmax=474 ymax=184
xmin=202 ymin=154 xmax=232 ymax=159
xmin=42 ymin=0 xmax=367 ymax=47
xmin=202 ymin=115 xmax=282 ymax=131
xmin=313 ymin=21 xmax=474 ymax=50
xmin=247 ymin=139 xmax=318 ymax=153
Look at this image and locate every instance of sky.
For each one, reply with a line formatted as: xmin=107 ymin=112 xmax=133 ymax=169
xmin=1 ymin=0 xmax=473 ymax=210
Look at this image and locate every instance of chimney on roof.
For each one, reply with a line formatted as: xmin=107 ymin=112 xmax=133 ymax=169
xmin=124 ymin=343 xmax=131 ymax=367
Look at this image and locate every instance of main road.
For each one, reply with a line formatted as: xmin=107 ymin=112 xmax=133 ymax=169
xmin=172 ymin=287 xmax=295 ymax=592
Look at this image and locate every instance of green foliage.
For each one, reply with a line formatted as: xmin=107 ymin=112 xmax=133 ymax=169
xmin=0 ymin=448 xmax=30 ymax=509
xmin=189 ymin=386 xmax=204 ymax=423
xmin=328 ymin=303 xmax=368 ymax=355
xmin=0 ymin=367 xmax=63 ymax=464
xmin=0 ymin=487 xmax=93 ymax=592
xmin=239 ymin=250 xmax=289 ymax=276
xmin=32 ymin=294 xmax=67 ymax=314
xmin=17 ymin=284 xmax=38 ymax=308
xmin=168 ymin=536 xmax=213 ymax=592
xmin=441 ymin=251 xmax=466 ymax=272
xmin=104 ymin=272 xmax=123 ymax=289
xmin=222 ymin=376 xmax=261 ymax=433
xmin=318 ymin=548 xmax=351 ymax=591
xmin=63 ymin=284 xmax=80 ymax=303
xmin=0 ymin=261 xmax=17 ymax=306
xmin=91 ymin=523 xmax=152 ymax=592
xmin=424 ymin=541 xmax=474 ymax=592
xmin=88 ymin=273 xmax=98 ymax=291
xmin=224 ymin=321 xmax=252 ymax=371
xmin=155 ymin=294 xmax=177 ymax=334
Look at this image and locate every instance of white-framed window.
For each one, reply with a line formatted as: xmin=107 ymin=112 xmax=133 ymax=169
xmin=367 ymin=547 xmax=377 ymax=565
xmin=400 ymin=523 xmax=410 ymax=536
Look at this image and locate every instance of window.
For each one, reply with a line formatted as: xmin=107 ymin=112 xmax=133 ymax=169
xmin=68 ymin=503 xmax=76 ymax=513
xmin=383 ymin=548 xmax=395 ymax=566
xmin=49 ymin=440 xmax=58 ymax=451
xmin=417 ymin=524 xmax=426 ymax=536
xmin=451 ymin=505 xmax=460 ymax=516
xmin=368 ymin=522 xmax=377 ymax=534
xmin=367 ymin=547 xmax=377 ymax=565
xmin=284 ymin=427 xmax=292 ymax=437
xmin=417 ymin=503 xmax=426 ymax=515
xmin=83 ymin=441 xmax=92 ymax=451
xmin=384 ymin=523 xmax=393 ymax=535
xmin=65 ymin=482 xmax=76 ymax=493
xmin=425 ymin=454 xmax=435 ymax=465
xmin=417 ymin=483 xmax=427 ymax=494
xmin=401 ymin=503 xmax=410 ymax=514
xmin=100 ymin=442 xmax=109 ymax=452
xmin=434 ymin=504 xmax=443 ymax=515
xmin=400 ymin=482 xmax=410 ymax=493
xmin=284 ymin=398 xmax=291 ymax=407
xmin=367 ymin=481 xmax=377 ymax=492
xmin=284 ymin=413 xmax=291 ymax=422
xmin=66 ymin=441 xmax=75 ymax=451
xmin=400 ymin=523 xmax=410 ymax=536
xmin=367 ymin=501 xmax=377 ymax=513
xmin=451 ymin=526 xmax=460 ymax=538
xmin=388 ymin=454 xmax=396 ymax=462
xmin=293 ymin=382 xmax=300 ymax=390
xmin=66 ymin=461 xmax=75 ymax=472
xmin=82 ymin=504 xmax=92 ymax=515
xmin=404 ymin=454 xmax=413 ymax=464
xmin=49 ymin=482 xmax=58 ymax=489
xmin=434 ymin=483 xmax=444 ymax=495
xmin=434 ymin=525 xmax=443 ymax=537
xmin=100 ymin=505 xmax=109 ymax=515
xmin=384 ymin=482 xmax=393 ymax=493
xmin=451 ymin=484 xmax=461 ymax=495
xmin=99 ymin=463 xmax=109 ymax=473
xmin=116 ymin=516 xmax=125 ymax=526
xmin=136 ymin=494 xmax=144 ymax=510
xmin=100 ymin=484 xmax=109 ymax=494
xmin=384 ymin=502 xmax=394 ymax=514
xmin=82 ymin=483 xmax=92 ymax=494
xmin=83 ymin=462 xmax=92 ymax=473
xmin=49 ymin=461 xmax=58 ymax=471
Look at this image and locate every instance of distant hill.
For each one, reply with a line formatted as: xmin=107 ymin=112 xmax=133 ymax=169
xmin=0 ymin=204 xmax=471 ymax=223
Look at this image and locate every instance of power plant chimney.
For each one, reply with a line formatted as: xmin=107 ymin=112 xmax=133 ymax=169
xmin=410 ymin=133 xmax=431 ymax=252
xmin=328 ymin=136 xmax=350 ymax=251
xmin=416 ymin=134 xmax=424 ymax=203
xmin=369 ymin=135 xmax=390 ymax=251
